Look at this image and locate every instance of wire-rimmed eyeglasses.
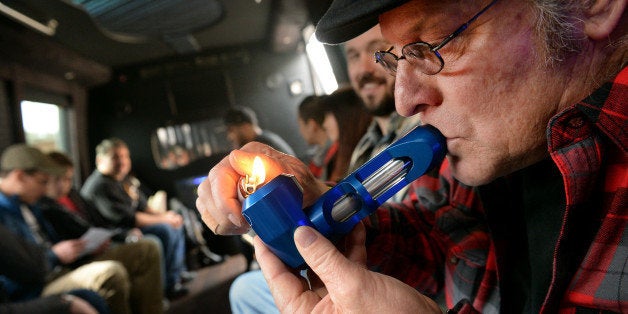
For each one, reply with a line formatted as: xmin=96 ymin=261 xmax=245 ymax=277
xmin=374 ymin=0 xmax=499 ymax=76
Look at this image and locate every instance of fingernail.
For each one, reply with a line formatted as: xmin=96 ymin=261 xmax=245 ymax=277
xmin=228 ymin=213 xmax=242 ymax=228
xmin=294 ymin=226 xmax=317 ymax=248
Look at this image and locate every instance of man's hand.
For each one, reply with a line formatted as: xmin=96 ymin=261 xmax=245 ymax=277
xmin=163 ymin=211 xmax=184 ymax=229
xmin=65 ymin=295 xmax=99 ymax=314
xmin=196 ymin=142 xmax=328 ymax=235
xmin=255 ymin=224 xmax=442 ymax=313
xmin=92 ymin=239 xmax=111 ymax=255
xmin=52 ymin=240 xmax=86 ymax=264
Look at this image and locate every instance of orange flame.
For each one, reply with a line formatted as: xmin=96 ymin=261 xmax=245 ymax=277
xmin=251 ymin=156 xmax=266 ymax=185
xmin=240 ymin=156 xmax=266 ymax=196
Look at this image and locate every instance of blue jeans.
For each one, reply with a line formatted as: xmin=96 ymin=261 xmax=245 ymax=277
xmin=140 ymin=223 xmax=186 ymax=290
xmin=229 ymin=270 xmax=279 ymax=314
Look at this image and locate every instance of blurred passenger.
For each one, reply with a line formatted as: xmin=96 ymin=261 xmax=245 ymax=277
xmin=345 ymin=26 xmax=421 ymax=192
xmin=160 ymin=149 xmax=177 ymax=170
xmin=0 ymin=223 xmax=108 ymax=314
xmin=80 ymin=138 xmax=190 ymax=299
xmin=320 ymin=86 xmax=372 ymax=182
xmin=296 ymin=95 xmax=335 ymax=180
xmin=0 ymin=144 xmax=128 ymax=313
xmin=40 ymin=151 xmax=165 ymax=314
xmin=173 ymin=146 xmax=191 ymax=167
xmin=223 ymin=106 xmax=295 ymax=155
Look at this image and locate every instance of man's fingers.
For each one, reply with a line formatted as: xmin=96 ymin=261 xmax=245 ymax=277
xmin=195 ymin=158 xmax=248 ymax=235
xmin=293 ymin=226 xmax=362 ymax=293
xmin=254 ymin=236 xmax=318 ymax=311
xmin=229 ymin=147 xmax=285 ymax=181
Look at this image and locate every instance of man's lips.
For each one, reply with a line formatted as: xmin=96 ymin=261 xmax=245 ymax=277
xmin=360 ymin=82 xmax=383 ymax=93
xmin=358 ymin=75 xmax=387 ymax=89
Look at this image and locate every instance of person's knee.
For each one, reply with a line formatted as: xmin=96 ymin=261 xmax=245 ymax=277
xmin=135 ymin=239 xmax=162 ymax=262
xmin=98 ymin=260 xmax=131 ymax=293
xmin=230 ymin=270 xmax=278 ymax=314
xmin=229 ymin=271 xmax=265 ymax=302
xmin=143 ymin=234 xmax=164 ymax=254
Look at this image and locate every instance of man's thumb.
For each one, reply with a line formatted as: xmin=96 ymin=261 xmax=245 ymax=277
xmin=294 ymin=226 xmax=349 ymax=288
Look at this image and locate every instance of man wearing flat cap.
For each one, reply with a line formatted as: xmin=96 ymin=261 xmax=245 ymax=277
xmin=197 ymin=0 xmax=627 ymax=313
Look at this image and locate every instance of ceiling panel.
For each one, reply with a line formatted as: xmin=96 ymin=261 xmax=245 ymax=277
xmin=0 ymin=0 xmax=332 ymax=68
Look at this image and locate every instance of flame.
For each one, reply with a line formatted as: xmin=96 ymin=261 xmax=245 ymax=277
xmin=251 ymin=156 xmax=266 ymax=185
xmin=239 ymin=156 xmax=267 ymax=197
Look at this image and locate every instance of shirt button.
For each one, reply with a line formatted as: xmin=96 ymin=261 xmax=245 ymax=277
xmin=449 ymin=256 xmax=459 ymax=265
xmin=567 ymin=117 xmax=584 ymax=128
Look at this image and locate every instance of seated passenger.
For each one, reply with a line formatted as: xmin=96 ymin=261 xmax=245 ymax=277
xmin=80 ymin=138 xmax=190 ymax=299
xmin=296 ymin=95 xmax=336 ymax=180
xmin=40 ymin=151 xmax=165 ymax=314
xmin=0 ymin=144 xmax=127 ymax=313
xmin=0 ymin=223 xmax=108 ymax=314
xmin=223 ymin=105 xmax=295 ymax=155
xmin=319 ymin=86 xmax=372 ymax=182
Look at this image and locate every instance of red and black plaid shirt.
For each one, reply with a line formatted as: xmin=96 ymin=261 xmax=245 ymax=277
xmin=365 ymin=67 xmax=627 ymax=313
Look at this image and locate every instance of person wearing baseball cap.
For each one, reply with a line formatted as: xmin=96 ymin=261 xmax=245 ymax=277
xmin=0 ymin=144 xmax=133 ymax=313
xmin=197 ymin=0 xmax=627 ymax=313
xmin=0 ymin=144 xmax=65 ymax=204
xmin=1 ymin=144 xmax=65 ymax=174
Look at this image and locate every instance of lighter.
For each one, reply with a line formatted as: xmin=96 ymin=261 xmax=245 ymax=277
xmin=241 ymin=125 xmax=447 ymax=268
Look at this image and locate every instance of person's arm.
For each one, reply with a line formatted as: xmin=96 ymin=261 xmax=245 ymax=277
xmin=39 ymin=197 xmax=90 ymax=240
xmin=134 ymin=210 xmax=182 ymax=228
xmin=132 ymin=186 xmax=183 ymax=228
xmin=0 ymin=224 xmax=47 ymax=285
xmin=0 ymin=294 xmax=98 ymax=314
xmin=50 ymin=239 xmax=86 ymax=265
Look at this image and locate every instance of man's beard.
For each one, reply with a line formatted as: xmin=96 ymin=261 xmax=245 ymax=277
xmin=356 ymin=72 xmax=396 ymax=117
xmin=364 ymin=92 xmax=395 ymax=117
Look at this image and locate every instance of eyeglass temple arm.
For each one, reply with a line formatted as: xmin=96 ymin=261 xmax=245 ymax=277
xmin=432 ymin=0 xmax=499 ymax=51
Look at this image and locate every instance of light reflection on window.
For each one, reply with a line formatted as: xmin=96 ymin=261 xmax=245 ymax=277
xmin=305 ymin=31 xmax=338 ymax=94
xmin=151 ymin=118 xmax=230 ymax=170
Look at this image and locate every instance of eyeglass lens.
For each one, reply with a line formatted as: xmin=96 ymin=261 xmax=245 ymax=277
xmin=375 ymin=43 xmax=443 ymax=75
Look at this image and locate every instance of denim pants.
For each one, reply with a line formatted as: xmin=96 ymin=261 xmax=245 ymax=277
xmin=140 ymin=223 xmax=186 ymax=290
xmin=229 ymin=270 xmax=279 ymax=314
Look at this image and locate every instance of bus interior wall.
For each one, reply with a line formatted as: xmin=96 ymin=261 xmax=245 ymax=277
xmin=88 ymin=44 xmax=320 ymax=198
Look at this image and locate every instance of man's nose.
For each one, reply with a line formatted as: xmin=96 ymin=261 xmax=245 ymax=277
xmin=394 ymin=62 xmax=439 ymax=117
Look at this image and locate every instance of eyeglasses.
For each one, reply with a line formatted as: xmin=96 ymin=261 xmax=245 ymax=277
xmin=374 ymin=0 xmax=499 ymax=75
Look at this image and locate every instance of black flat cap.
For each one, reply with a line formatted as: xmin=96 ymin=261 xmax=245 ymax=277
xmin=315 ymin=0 xmax=410 ymax=44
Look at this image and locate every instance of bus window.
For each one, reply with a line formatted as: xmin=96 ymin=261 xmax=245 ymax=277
xmin=20 ymin=100 xmax=69 ymax=153
xmin=151 ymin=118 xmax=231 ymax=170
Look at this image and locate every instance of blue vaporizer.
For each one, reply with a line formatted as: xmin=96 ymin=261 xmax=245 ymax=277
xmin=241 ymin=125 xmax=447 ymax=268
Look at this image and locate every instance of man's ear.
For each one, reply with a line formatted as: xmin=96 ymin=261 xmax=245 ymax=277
xmin=584 ymin=0 xmax=626 ymax=40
